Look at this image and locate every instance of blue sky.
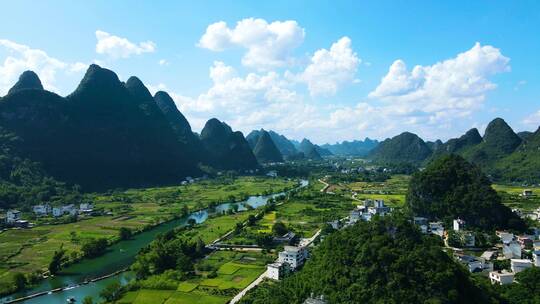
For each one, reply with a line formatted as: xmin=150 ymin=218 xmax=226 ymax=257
xmin=0 ymin=0 xmax=539 ymax=144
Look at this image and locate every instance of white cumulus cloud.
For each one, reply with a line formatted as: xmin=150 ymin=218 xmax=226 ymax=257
xmin=95 ymin=30 xmax=156 ymax=59
xmin=198 ymin=18 xmax=305 ymax=70
xmin=298 ymin=36 xmax=360 ymax=96
xmin=0 ymin=39 xmax=87 ymax=95
xmin=369 ymin=42 xmax=510 ymax=115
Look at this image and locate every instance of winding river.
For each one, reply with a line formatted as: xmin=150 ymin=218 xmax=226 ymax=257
xmin=0 ymin=180 xmax=308 ymax=304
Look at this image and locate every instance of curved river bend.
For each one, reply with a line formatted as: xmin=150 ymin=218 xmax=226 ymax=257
xmin=1 ymin=180 xmax=308 ymax=304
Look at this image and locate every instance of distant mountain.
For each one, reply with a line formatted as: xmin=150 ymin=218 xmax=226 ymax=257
xmin=246 ymin=129 xmax=298 ymax=157
xmin=268 ymin=131 xmax=298 ymax=156
xmin=200 ymin=118 xmax=259 ymax=170
xmin=462 ymin=118 xmax=521 ymax=167
xmin=368 ymin=132 xmax=432 ymax=164
xmin=321 ymin=138 xmax=379 ymax=156
xmin=494 ymin=127 xmax=540 ymax=182
xmin=425 ymin=140 xmax=443 ymax=152
xmin=298 ymin=139 xmax=322 ymax=160
xmin=246 ymin=130 xmax=262 ymax=149
xmin=517 ymin=131 xmax=534 ymax=141
xmin=315 ymin=146 xmax=333 ymax=156
xmin=430 ymin=128 xmax=483 ymax=160
xmin=252 ymin=131 xmax=283 ymax=163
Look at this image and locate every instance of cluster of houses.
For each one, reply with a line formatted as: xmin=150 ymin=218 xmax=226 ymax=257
xmin=32 ymin=203 xmax=94 ymax=217
xmin=3 ymin=203 xmax=94 ymax=227
xmin=349 ymin=199 xmax=391 ymax=223
xmin=180 ymin=176 xmax=207 ymax=185
xmin=487 ymin=230 xmax=540 ymax=285
xmin=266 ymin=199 xmax=393 ymax=282
xmin=412 ymin=216 xmax=540 ymax=286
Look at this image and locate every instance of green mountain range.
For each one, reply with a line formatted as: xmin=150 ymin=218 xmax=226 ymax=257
xmin=368 ymin=132 xmax=432 ymax=164
xmin=367 ymin=117 xmax=540 ymax=183
xmin=0 ymin=66 xmax=258 ymax=191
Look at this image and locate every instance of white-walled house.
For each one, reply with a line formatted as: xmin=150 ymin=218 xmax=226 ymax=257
xmin=511 ymin=259 xmax=533 ymax=273
xmin=267 ymin=262 xmax=288 ymax=280
xmin=79 ymin=203 xmax=94 ymax=212
xmin=497 ymin=231 xmax=515 ymax=244
xmin=33 ymin=204 xmax=51 ymax=216
xmin=533 ymin=250 xmax=540 ymax=267
xmin=453 ymin=219 xmax=466 ymax=231
xmin=489 ymin=271 xmax=515 ymax=285
xmin=503 ymin=241 xmax=522 ymax=259
xmin=278 ymin=245 xmax=308 ymax=270
xmin=52 ymin=207 xmax=63 ymax=217
xmin=6 ymin=210 xmax=21 ymax=223
xmin=429 ymin=222 xmax=445 ymax=237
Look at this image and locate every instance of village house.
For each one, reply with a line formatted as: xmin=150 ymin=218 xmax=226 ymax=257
xmin=429 ymin=222 xmax=445 ymax=237
xmin=521 ymin=189 xmax=533 ymax=198
xmin=266 ymin=262 xmax=289 ymax=280
xmin=456 ymin=255 xmax=492 ymax=273
xmin=32 ymin=204 xmax=51 ymax=216
xmin=517 ymin=235 xmax=533 ymax=249
xmin=481 ymin=250 xmax=497 ymax=261
xmin=503 ymin=241 xmax=522 ymax=259
xmin=415 ymin=217 xmax=426 ymax=229
xmin=497 ymin=231 xmax=515 ymax=244
xmin=453 ymin=219 xmax=466 ymax=231
xmin=266 ymin=170 xmax=278 ymax=178
xmin=368 ymin=200 xmax=391 ymax=216
xmin=6 ymin=210 xmax=21 ymax=224
xmin=273 ymin=231 xmax=297 ymax=244
xmin=510 ymin=259 xmax=533 ymax=273
xmin=79 ymin=203 xmax=94 ymax=213
xmin=532 ymin=250 xmax=540 ymax=267
xmin=52 ymin=207 xmax=63 ymax=217
xmin=489 ymin=270 xmax=515 ymax=285
xmin=278 ymin=245 xmax=308 ymax=270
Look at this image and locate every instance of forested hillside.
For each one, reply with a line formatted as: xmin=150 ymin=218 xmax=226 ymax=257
xmin=240 ymin=216 xmax=498 ymax=304
xmin=407 ymin=154 xmax=526 ymax=231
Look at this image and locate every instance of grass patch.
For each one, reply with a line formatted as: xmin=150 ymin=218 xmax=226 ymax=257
xmin=177 ymin=282 xmax=198 ymax=292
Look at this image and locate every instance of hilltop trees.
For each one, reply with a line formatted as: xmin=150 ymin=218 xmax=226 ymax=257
xmin=240 ymin=216 xmax=497 ymax=304
xmin=406 ymin=154 xmax=526 ymax=231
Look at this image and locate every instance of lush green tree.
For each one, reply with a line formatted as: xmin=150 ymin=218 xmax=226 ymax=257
xmin=119 ymin=227 xmax=132 ymax=240
xmin=48 ymin=245 xmax=67 ymax=275
xmin=247 ymin=214 xmax=257 ymax=226
xmin=81 ymin=238 xmax=108 ymax=258
xmin=272 ymin=222 xmax=287 ymax=236
xmin=82 ymin=296 xmax=93 ymax=304
xmin=11 ymin=272 xmax=26 ymax=290
xmin=99 ymin=282 xmax=122 ymax=302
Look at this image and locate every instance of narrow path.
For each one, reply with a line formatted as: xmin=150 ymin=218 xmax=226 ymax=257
xmin=230 ymin=228 xmax=322 ymax=304
xmin=229 ymin=270 xmax=268 ymax=304
xmin=318 ymin=179 xmax=329 ymax=193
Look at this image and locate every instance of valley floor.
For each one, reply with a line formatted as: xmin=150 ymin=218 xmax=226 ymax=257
xmin=0 ymin=176 xmax=296 ymax=297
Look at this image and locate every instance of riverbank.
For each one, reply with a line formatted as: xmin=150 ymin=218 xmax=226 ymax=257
xmin=0 ymin=176 xmax=296 ymax=300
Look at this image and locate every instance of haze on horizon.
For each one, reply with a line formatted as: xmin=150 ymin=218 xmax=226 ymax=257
xmin=0 ymin=0 xmax=538 ymax=144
